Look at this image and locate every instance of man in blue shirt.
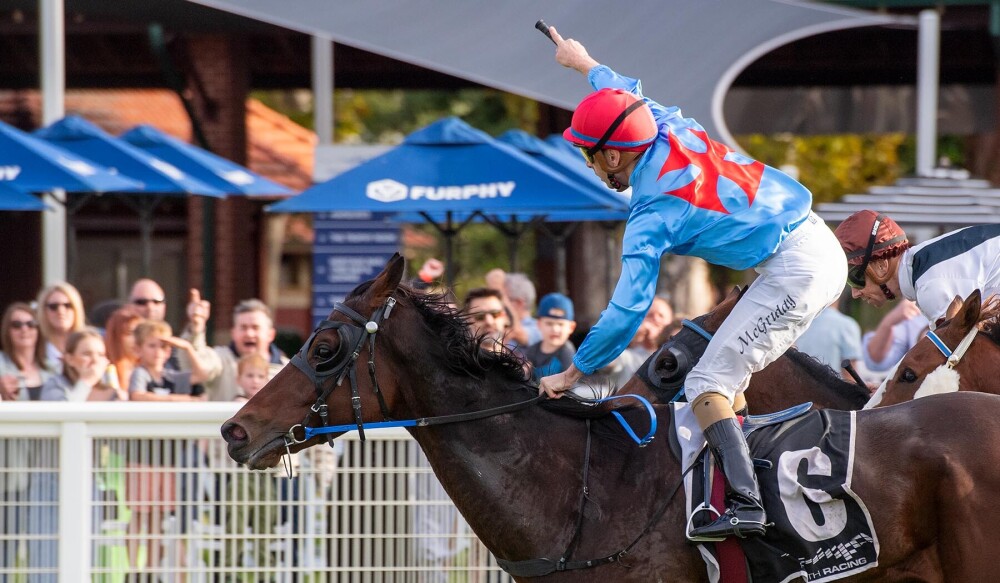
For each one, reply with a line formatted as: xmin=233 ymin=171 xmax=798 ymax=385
xmin=538 ymin=27 xmax=848 ymax=540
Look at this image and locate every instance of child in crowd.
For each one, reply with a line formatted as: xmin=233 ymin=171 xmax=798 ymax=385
xmin=39 ymin=328 xmax=119 ymax=401
xmin=234 ymin=353 xmax=269 ymax=401
xmin=523 ymin=293 xmax=577 ymax=380
xmin=128 ymin=320 xmax=209 ymax=402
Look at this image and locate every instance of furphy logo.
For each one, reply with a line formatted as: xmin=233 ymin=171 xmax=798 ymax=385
xmin=365 ymin=179 xmax=516 ymax=204
xmin=366 ymin=179 xmax=408 ymax=203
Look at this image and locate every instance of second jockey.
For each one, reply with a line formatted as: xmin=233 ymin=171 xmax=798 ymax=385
xmin=537 ymin=26 xmax=847 ymax=540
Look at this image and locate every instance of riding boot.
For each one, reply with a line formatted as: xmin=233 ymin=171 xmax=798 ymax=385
xmin=688 ymin=417 xmax=767 ymax=540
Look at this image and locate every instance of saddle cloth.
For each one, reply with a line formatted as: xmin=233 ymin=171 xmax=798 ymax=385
xmin=673 ymin=403 xmax=880 ymax=583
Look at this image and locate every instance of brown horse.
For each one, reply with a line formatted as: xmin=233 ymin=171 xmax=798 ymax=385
xmin=869 ymin=289 xmax=1000 ymax=407
xmin=223 ymin=256 xmax=1000 ymax=581
xmin=630 ymin=286 xmax=871 ymax=413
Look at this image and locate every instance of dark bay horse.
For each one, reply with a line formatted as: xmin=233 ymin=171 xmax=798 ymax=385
xmin=870 ymin=289 xmax=1000 ymax=407
xmin=224 ymin=256 xmax=1000 ymax=581
xmin=629 ymin=286 xmax=871 ymax=413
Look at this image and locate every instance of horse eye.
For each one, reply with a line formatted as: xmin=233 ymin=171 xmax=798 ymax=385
xmin=898 ymin=368 xmax=918 ymax=384
xmin=314 ymin=344 xmax=335 ymax=361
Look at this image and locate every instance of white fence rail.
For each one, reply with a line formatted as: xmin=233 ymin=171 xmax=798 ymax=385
xmin=0 ymin=403 xmax=513 ymax=583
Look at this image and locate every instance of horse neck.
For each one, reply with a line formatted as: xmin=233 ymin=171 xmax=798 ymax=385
xmin=753 ymin=351 xmax=868 ymax=412
xmin=396 ymin=367 xmax=579 ymax=553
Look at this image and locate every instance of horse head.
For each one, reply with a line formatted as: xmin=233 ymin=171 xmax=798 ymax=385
xmin=642 ymin=286 xmax=745 ymax=396
xmin=222 ymin=254 xmax=533 ymax=470
xmin=222 ymin=254 xmax=410 ymax=469
xmin=872 ymin=289 xmax=1000 ymax=407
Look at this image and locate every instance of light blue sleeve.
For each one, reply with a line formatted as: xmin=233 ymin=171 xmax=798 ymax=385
xmin=573 ymin=210 xmax=671 ymax=374
xmin=587 ymin=65 xmax=682 ymax=124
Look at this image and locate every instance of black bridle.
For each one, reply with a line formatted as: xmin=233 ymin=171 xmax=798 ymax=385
xmin=285 ymin=297 xmax=397 ymax=448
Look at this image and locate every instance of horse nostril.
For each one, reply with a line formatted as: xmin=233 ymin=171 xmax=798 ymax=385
xmin=222 ymin=421 xmax=248 ymax=444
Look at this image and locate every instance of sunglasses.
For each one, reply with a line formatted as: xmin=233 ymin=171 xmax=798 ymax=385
xmin=132 ymin=298 xmax=166 ymax=306
xmin=46 ymin=302 xmax=73 ymax=312
xmin=10 ymin=320 xmax=38 ymax=330
xmin=470 ymin=309 xmax=505 ymax=322
xmin=846 ymin=214 xmax=883 ymax=290
xmin=577 ymin=146 xmax=596 ymax=165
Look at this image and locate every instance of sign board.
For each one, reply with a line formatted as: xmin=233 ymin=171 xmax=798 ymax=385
xmin=312 ymin=211 xmax=400 ymax=327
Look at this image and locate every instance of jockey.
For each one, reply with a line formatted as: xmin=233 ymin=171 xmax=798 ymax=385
xmin=834 ymin=210 xmax=1000 ymax=325
xmin=537 ymin=27 xmax=847 ymax=540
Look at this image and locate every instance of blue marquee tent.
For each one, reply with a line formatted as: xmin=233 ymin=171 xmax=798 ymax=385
xmin=0 ymin=120 xmax=142 ymax=194
xmin=121 ymin=124 xmax=293 ymax=196
xmin=36 ymin=116 xmax=228 ymax=273
xmin=0 ymin=182 xmax=47 ymax=211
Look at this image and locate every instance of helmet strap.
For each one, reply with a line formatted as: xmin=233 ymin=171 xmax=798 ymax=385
xmin=880 ymin=284 xmax=896 ymax=301
xmin=586 ymin=99 xmax=647 ymax=157
xmin=607 ymin=173 xmax=624 ymax=190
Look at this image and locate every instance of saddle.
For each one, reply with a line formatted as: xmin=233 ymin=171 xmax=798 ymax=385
xmin=675 ymin=407 xmax=879 ymax=583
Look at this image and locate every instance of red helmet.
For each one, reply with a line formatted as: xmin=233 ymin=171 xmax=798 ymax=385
xmin=563 ymin=88 xmax=657 ymax=153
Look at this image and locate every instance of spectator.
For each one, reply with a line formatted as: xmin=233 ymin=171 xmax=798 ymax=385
xmin=502 ymin=272 xmax=542 ymax=349
xmin=234 ymin=353 xmax=270 ymax=402
xmin=128 ymin=278 xmax=167 ymax=322
xmin=794 ymin=298 xmax=863 ymax=381
xmin=39 ymin=329 xmax=119 ymax=402
xmin=87 ymin=298 xmax=125 ymax=333
xmin=182 ymin=298 xmax=287 ymax=402
xmin=462 ymin=288 xmax=510 ymax=352
xmin=627 ymin=294 xmax=675 ymax=359
xmin=0 ymin=303 xmax=52 ymax=401
xmin=37 ymin=282 xmax=86 ymax=367
xmin=104 ymin=306 xmax=143 ymax=399
xmin=128 ymin=321 xmax=208 ymax=402
xmin=523 ymin=293 xmax=577 ymax=380
xmin=861 ymin=299 xmax=929 ymax=373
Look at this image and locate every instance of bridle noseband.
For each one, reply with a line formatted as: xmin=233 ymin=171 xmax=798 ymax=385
xmin=285 ymin=297 xmax=397 ymax=449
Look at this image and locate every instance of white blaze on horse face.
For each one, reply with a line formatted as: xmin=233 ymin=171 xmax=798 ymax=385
xmin=912 ymin=366 xmax=961 ymax=399
xmin=777 ymin=447 xmax=848 ymax=542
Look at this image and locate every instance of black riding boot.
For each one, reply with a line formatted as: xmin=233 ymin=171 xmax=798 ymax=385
xmin=688 ymin=417 xmax=767 ymax=540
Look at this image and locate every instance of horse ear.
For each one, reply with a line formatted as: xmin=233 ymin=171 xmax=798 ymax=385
xmin=944 ymin=295 xmax=963 ymax=320
xmin=956 ymin=289 xmax=983 ymax=330
xmin=367 ymin=253 xmax=406 ymax=305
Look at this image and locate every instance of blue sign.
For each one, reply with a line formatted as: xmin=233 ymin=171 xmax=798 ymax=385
xmin=312 ymin=211 xmax=400 ymax=327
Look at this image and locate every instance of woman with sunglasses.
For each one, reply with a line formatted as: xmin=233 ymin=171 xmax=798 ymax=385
xmin=0 ymin=302 xmax=53 ymax=401
xmin=537 ymin=27 xmax=847 ymax=541
xmin=834 ymin=210 xmax=1000 ymax=326
xmin=36 ymin=282 xmax=87 ymax=370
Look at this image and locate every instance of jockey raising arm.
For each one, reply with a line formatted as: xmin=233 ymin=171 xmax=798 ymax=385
xmin=538 ymin=26 xmax=848 ymax=541
xmin=835 ymin=210 xmax=1000 ymax=325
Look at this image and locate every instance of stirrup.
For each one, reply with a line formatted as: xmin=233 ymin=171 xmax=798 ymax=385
xmin=685 ymin=503 xmax=724 ymax=542
xmin=689 ymin=508 xmax=768 ymax=540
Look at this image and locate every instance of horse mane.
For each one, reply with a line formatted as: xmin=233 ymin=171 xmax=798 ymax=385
xmin=975 ymin=295 xmax=1000 ymax=346
xmin=346 ymin=281 xmax=530 ymax=385
xmin=783 ymin=347 xmax=872 ymax=409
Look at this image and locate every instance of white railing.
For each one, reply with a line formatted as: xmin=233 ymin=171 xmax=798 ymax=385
xmin=0 ymin=402 xmax=513 ymax=583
